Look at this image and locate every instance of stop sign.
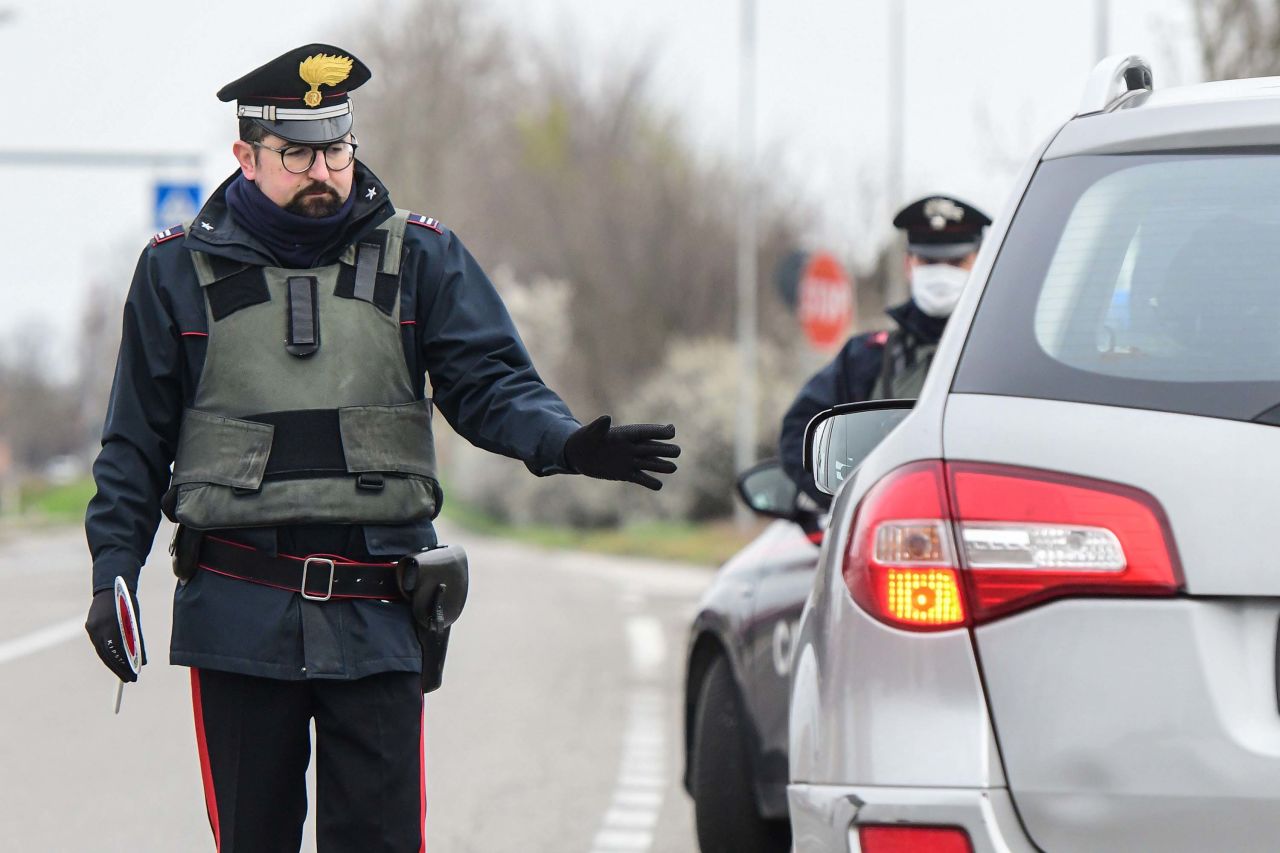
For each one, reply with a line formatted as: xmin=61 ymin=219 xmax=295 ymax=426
xmin=797 ymin=252 xmax=853 ymax=351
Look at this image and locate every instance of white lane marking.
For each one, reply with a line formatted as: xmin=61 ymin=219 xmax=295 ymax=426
xmin=602 ymin=807 xmax=659 ymax=830
xmin=626 ymin=617 xmax=665 ymax=680
xmin=589 ymin=614 xmax=671 ymax=853
xmin=0 ymin=617 xmax=83 ymax=665
xmin=616 ymin=773 xmax=666 ymax=789
xmin=592 ymin=829 xmax=653 ymax=851
xmin=612 ymin=790 xmax=662 ymax=809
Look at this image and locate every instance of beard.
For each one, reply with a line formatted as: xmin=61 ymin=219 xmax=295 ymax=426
xmin=285 ymin=182 xmax=343 ymax=218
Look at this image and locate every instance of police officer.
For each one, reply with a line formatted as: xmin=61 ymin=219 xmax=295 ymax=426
xmin=81 ymin=44 xmax=679 ymax=852
xmin=779 ymin=195 xmax=990 ymax=503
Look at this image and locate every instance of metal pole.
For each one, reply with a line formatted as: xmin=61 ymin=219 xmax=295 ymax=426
xmin=887 ymin=0 xmax=906 ymax=304
xmin=1095 ymin=0 xmax=1110 ymax=61
xmin=735 ymin=0 xmax=759 ymax=529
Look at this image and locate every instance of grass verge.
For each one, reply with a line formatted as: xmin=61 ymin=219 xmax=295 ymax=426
xmin=14 ymin=477 xmax=97 ymax=526
xmin=440 ymin=500 xmax=761 ymax=567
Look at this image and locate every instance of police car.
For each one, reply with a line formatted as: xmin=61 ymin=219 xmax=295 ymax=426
xmin=790 ymin=55 xmax=1280 ymax=852
xmin=682 ymin=459 xmax=819 ymax=853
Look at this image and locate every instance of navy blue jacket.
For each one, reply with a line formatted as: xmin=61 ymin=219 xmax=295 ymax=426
xmin=86 ymin=163 xmax=581 ymax=679
xmin=778 ymin=300 xmax=946 ymax=504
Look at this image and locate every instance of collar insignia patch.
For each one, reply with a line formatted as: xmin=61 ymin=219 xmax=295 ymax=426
xmin=150 ymin=223 xmax=186 ymax=247
xmin=407 ymin=213 xmax=443 ymax=234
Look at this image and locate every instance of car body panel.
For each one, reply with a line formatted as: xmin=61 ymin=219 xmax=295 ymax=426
xmin=976 ymin=598 xmax=1280 ymax=852
xmin=789 ymin=583 xmax=1002 ymax=788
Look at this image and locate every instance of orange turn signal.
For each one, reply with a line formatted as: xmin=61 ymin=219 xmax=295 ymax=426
xmin=882 ymin=568 xmax=965 ymax=627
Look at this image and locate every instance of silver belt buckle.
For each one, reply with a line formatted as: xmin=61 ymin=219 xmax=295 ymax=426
xmin=301 ymin=556 xmax=336 ymax=602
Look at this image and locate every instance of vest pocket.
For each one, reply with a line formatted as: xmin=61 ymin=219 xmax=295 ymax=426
xmin=339 ymin=399 xmax=437 ymax=478
xmin=171 ymin=409 xmax=273 ymax=490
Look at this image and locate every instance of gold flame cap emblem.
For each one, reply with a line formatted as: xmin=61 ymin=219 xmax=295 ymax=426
xmin=298 ymin=53 xmax=353 ymax=107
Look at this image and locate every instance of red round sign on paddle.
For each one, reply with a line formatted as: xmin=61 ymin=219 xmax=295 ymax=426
xmin=797 ymin=252 xmax=853 ymax=351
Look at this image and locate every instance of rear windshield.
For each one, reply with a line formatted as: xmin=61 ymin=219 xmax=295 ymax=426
xmin=953 ymin=152 xmax=1280 ymax=422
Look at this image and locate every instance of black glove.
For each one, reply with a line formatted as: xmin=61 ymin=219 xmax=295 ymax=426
xmin=85 ymin=587 xmax=146 ymax=683
xmin=564 ymin=415 xmax=680 ymax=491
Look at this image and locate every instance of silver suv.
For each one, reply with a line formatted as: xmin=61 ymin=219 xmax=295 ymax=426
xmin=789 ymin=55 xmax=1280 ymax=853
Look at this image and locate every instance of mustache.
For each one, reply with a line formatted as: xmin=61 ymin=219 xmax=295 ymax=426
xmin=292 ymin=182 xmax=339 ymax=203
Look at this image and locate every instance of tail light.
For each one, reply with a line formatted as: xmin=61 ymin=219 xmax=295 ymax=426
xmin=858 ymin=825 xmax=974 ymax=852
xmin=844 ymin=462 xmax=967 ymax=630
xmin=842 ymin=461 xmax=1181 ymax=630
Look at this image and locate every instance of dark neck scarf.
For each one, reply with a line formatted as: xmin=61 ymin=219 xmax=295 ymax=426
xmin=225 ymin=173 xmax=354 ymax=268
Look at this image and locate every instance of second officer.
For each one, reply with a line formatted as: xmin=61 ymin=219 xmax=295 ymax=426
xmin=778 ymin=194 xmax=990 ymax=502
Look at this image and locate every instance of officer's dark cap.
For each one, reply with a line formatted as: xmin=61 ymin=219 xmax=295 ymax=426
xmin=893 ymin=195 xmax=992 ymax=261
xmin=217 ymin=44 xmax=371 ymax=144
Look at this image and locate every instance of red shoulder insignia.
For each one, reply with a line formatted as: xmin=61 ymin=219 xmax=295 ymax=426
xmin=150 ymin=224 xmax=185 ymax=247
xmin=406 ymin=213 xmax=443 ymax=234
xmin=867 ymin=330 xmax=890 ymax=347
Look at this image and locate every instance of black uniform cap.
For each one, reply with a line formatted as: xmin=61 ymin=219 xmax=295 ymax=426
xmin=893 ymin=195 xmax=992 ymax=261
xmin=217 ymin=43 xmax=371 ymax=144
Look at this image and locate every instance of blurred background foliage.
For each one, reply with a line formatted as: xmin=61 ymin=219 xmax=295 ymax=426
xmin=354 ymin=0 xmax=821 ymax=524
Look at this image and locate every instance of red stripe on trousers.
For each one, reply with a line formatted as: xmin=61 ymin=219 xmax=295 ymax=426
xmin=190 ymin=669 xmax=222 ymax=851
xmin=420 ymin=702 xmax=428 ymax=853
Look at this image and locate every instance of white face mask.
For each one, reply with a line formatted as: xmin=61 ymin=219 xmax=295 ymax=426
xmin=909 ymin=263 xmax=969 ymax=318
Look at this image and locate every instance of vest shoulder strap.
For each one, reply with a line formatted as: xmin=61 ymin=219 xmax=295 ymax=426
xmin=338 ymin=209 xmax=411 ymax=275
xmin=872 ymin=331 xmax=938 ymax=399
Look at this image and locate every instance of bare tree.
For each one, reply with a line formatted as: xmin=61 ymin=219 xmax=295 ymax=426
xmin=74 ymin=277 xmax=126 ymax=451
xmin=354 ymin=0 xmax=808 ymax=415
xmin=0 ymin=323 xmax=85 ymax=472
xmin=348 ymin=0 xmax=842 ymax=525
xmin=1192 ymin=0 xmax=1280 ymax=79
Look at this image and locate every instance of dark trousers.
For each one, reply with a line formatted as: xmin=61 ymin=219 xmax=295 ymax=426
xmin=190 ymin=668 xmax=425 ymax=853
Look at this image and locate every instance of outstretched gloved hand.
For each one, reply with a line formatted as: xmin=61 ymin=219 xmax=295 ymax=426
xmin=565 ymin=416 xmax=680 ymax=491
xmin=85 ymin=586 xmax=146 ymax=682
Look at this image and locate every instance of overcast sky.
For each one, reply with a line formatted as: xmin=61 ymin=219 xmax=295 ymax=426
xmin=1 ymin=0 xmax=1200 ymax=369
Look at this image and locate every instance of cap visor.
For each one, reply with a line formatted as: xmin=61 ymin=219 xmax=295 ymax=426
xmin=255 ymin=113 xmax=353 ymax=144
xmin=907 ymin=241 xmax=979 ymax=261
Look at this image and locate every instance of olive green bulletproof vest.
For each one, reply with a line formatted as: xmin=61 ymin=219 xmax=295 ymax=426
xmin=167 ymin=210 xmax=440 ymax=530
xmin=870 ymin=332 xmax=937 ymax=400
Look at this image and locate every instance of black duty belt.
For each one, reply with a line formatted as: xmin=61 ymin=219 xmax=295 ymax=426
xmin=197 ymin=536 xmax=402 ymax=602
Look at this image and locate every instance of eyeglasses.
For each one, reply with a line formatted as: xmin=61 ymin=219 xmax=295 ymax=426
xmin=252 ymin=140 xmax=359 ymax=174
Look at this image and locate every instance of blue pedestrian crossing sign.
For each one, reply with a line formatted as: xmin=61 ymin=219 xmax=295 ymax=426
xmin=154 ymin=182 xmax=202 ymax=232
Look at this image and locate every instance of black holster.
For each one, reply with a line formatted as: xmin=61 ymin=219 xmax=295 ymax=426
xmin=170 ymin=524 xmax=202 ymax=582
xmin=396 ymin=545 xmax=469 ymax=693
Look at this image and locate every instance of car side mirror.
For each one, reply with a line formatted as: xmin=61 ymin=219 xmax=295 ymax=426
xmin=803 ymin=399 xmax=914 ymax=496
xmin=736 ymin=458 xmax=803 ymax=521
